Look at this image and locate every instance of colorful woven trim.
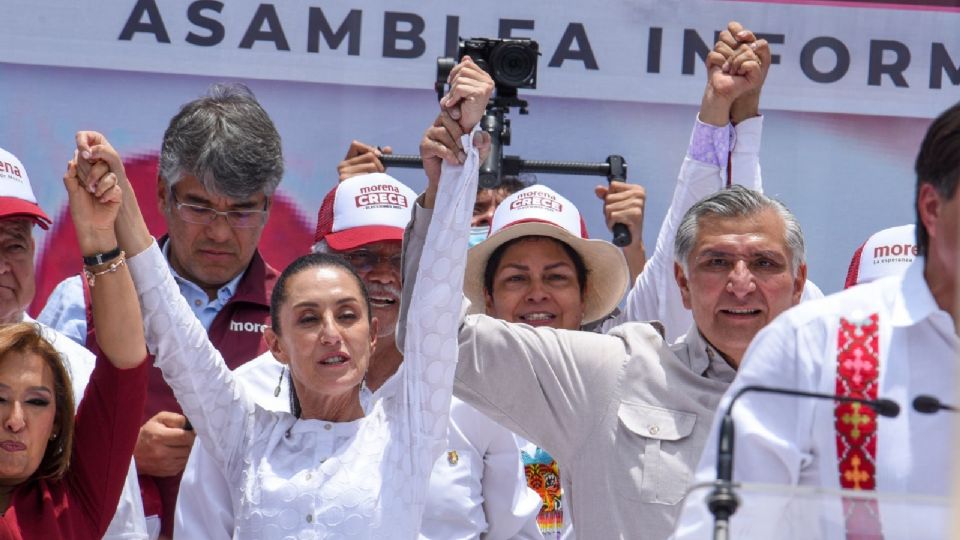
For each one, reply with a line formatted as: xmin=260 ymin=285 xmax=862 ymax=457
xmin=834 ymin=313 xmax=884 ymax=540
xmin=522 ymin=447 xmax=563 ymax=536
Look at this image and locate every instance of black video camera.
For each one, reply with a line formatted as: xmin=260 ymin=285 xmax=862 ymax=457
xmin=436 ymin=38 xmax=540 ymax=188
xmin=460 ymin=37 xmax=538 ymax=91
xmin=437 ymin=38 xmax=539 ymax=101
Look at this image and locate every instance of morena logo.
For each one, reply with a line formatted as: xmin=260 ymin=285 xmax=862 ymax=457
xmin=510 ymin=191 xmax=563 ymax=213
xmin=873 ymin=243 xmax=918 ymax=259
xmin=230 ymin=320 xmax=267 ymax=333
xmin=0 ymin=161 xmax=23 ymax=180
xmin=359 ymin=184 xmax=400 ymax=194
xmin=354 ymin=192 xmax=408 ymax=208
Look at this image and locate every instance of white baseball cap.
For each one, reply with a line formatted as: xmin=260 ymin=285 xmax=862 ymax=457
xmin=314 ymin=173 xmax=416 ymax=250
xmin=844 ymin=224 xmax=916 ymax=288
xmin=464 ymin=185 xmax=629 ymax=324
xmin=0 ymin=147 xmax=51 ymax=229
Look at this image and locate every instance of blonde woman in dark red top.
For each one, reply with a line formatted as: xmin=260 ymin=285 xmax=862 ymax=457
xmin=0 ymin=157 xmax=147 ymax=539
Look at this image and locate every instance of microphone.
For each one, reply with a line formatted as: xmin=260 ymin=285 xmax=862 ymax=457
xmin=707 ymin=384 xmax=900 ymax=540
xmin=913 ymin=395 xmax=957 ymax=414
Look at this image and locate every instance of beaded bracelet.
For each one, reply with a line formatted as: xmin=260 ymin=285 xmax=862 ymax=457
xmin=83 ymin=251 xmax=126 ymax=287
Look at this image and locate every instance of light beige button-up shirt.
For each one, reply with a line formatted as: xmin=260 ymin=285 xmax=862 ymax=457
xmin=453 ymin=318 xmax=735 ymax=540
xmin=402 ymin=201 xmax=736 ymax=540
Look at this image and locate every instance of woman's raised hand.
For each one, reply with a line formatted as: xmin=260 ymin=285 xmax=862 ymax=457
xmin=63 ymin=139 xmax=123 ymax=255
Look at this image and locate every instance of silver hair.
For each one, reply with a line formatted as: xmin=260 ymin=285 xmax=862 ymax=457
xmin=673 ymin=185 xmax=806 ymax=275
xmin=159 ymin=83 xmax=284 ymax=201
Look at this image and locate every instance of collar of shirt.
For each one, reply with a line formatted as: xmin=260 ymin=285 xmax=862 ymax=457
xmin=161 ymin=241 xmax=242 ymax=326
xmin=891 ymin=257 xmax=944 ymax=327
xmin=679 ymin=324 xmax=737 ymax=383
xmin=891 ymin=257 xmax=958 ymax=346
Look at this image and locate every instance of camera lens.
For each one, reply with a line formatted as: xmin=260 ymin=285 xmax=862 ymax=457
xmin=490 ymin=42 xmax=537 ymax=89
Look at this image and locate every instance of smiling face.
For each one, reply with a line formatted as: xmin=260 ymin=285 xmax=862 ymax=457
xmin=484 ymin=237 xmax=586 ymax=330
xmin=266 ymin=265 xmax=377 ymax=414
xmin=337 ymin=240 xmax=402 ymax=339
xmin=0 ymin=220 xmax=35 ymax=325
xmin=160 ymin=175 xmax=269 ymax=299
xmin=0 ymin=350 xmax=56 ymax=489
xmin=676 ymin=209 xmax=805 ymax=365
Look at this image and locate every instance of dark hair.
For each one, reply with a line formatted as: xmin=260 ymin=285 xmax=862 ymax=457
xmin=0 ymin=324 xmax=75 ymax=481
xmin=270 ymin=253 xmax=372 ymax=335
xmin=476 ymin=174 xmax=535 ymax=199
xmin=160 ymin=83 xmax=284 ymax=200
xmin=498 ymin=175 xmax=532 ymax=196
xmin=483 ymin=236 xmax=588 ymax=297
xmin=269 ymin=253 xmax=372 ymax=418
xmin=915 ymin=101 xmax=960 ymax=256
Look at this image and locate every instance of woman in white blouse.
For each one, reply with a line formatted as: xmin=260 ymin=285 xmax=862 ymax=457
xmin=66 ymin=58 xmax=492 ymax=539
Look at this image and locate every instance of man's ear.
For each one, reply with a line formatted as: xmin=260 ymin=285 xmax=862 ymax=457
xmin=792 ymin=263 xmax=808 ymax=305
xmin=918 ymin=183 xmax=943 ymax=243
xmin=264 ymin=326 xmax=289 ymax=365
xmin=675 ymin=262 xmax=693 ymax=310
xmin=157 ymin=177 xmax=170 ymax=215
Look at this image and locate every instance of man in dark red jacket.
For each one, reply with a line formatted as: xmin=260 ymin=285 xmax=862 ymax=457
xmin=39 ymin=83 xmax=283 ymax=539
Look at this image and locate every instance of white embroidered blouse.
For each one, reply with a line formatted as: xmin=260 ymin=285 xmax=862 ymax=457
xmin=126 ymin=140 xmax=478 ymax=539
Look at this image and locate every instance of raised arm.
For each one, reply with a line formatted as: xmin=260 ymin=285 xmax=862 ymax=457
xmin=63 ymin=154 xmax=145 ymax=369
xmin=419 ymin=56 xmax=493 ymax=210
xmin=73 ymin=131 xmax=261 ymax=477
xmin=397 ymin=56 xmax=494 ymax=333
xmin=602 ymin=22 xmax=770 ymax=341
xmin=60 ymin=142 xmax=150 ymax=538
xmin=390 ymin=58 xmax=493 ymax=528
xmin=74 ymin=132 xmax=153 ymax=258
xmin=454 ymin=316 xmax=638 ymax=463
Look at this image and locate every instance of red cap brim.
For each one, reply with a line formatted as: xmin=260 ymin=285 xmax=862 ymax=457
xmin=0 ymin=198 xmax=51 ymax=230
xmin=325 ymin=224 xmax=405 ymax=251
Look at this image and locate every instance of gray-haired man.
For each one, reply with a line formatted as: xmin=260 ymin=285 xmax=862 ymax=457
xmin=40 ymin=83 xmax=283 ymax=538
xmin=410 ymin=22 xmax=817 ymax=538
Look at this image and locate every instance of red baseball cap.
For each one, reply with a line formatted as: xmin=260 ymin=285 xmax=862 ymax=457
xmin=0 ymin=147 xmax=51 ymax=229
xmin=314 ymin=173 xmax=417 ymax=251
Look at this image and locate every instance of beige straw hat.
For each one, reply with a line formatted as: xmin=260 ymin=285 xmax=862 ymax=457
xmin=464 ymin=185 xmax=629 ymax=324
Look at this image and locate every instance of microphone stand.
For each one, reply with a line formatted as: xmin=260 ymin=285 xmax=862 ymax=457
xmin=707 ymin=414 xmax=738 ymax=540
xmin=913 ymin=395 xmax=958 ymax=413
xmin=708 ymin=385 xmax=900 ymax=540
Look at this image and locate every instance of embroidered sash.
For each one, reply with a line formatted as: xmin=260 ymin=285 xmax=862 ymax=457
xmin=834 ymin=313 xmax=883 ymax=540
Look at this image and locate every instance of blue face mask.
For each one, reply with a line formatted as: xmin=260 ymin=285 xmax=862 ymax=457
xmin=469 ymin=226 xmax=490 ymax=248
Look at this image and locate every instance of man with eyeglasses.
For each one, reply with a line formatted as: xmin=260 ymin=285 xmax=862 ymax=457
xmin=175 ymin=171 xmax=543 ymax=539
xmin=39 ymin=83 xmax=283 ymax=539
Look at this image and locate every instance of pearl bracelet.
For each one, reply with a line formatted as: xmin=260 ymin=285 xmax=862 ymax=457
xmin=83 ymin=251 xmax=126 ymax=287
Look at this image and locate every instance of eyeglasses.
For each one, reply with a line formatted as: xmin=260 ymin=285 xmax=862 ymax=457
xmin=171 ymin=193 xmax=268 ymax=229
xmin=341 ymin=250 xmax=403 ymax=272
